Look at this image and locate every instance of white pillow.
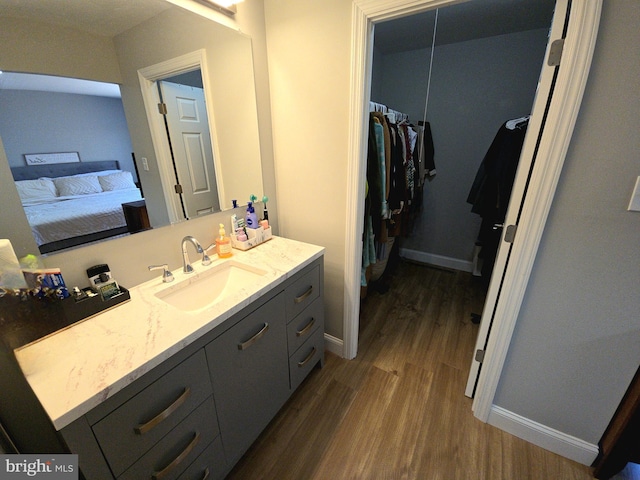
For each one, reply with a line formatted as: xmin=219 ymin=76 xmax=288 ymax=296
xmin=54 ymin=175 xmax=102 ymax=196
xmin=71 ymin=169 xmax=123 ymax=178
xmin=98 ymin=171 xmax=136 ymax=191
xmin=15 ymin=178 xmax=58 ymax=203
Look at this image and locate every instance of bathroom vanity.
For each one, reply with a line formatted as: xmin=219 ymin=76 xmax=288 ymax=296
xmin=13 ymin=236 xmax=325 ymax=479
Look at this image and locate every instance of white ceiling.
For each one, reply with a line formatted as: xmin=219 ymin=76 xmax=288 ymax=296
xmin=374 ymin=0 xmax=556 ymax=54
xmin=0 ymin=0 xmax=172 ymax=97
xmin=0 ymin=0 xmax=171 ymax=37
xmin=1 ymin=0 xmax=556 ymax=95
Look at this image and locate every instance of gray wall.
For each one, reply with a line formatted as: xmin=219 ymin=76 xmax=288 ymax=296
xmin=494 ymin=0 xmax=640 ymax=444
xmin=372 ymin=29 xmax=549 ymax=263
xmin=0 ymin=91 xmax=134 ymax=175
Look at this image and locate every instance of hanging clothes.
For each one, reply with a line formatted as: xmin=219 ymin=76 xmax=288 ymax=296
xmin=362 ymin=103 xmax=437 ymax=288
xmin=417 ymin=121 xmax=437 ymax=179
xmin=467 ymin=118 xmax=529 ymax=283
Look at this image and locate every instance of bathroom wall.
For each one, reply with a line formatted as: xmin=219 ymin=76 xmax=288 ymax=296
xmin=263 ymin=0 xmax=353 ymax=339
xmin=493 ymin=0 xmax=640 ymax=445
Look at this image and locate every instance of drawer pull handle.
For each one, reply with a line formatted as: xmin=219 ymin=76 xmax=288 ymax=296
xmin=296 ymin=317 xmax=316 ymax=337
xmin=202 ymin=467 xmax=210 ymax=480
xmin=298 ymin=347 xmax=317 ymax=368
xmin=152 ymin=431 xmax=200 ymax=480
xmin=294 ymin=286 xmax=313 ymax=304
xmin=134 ymin=387 xmax=191 ymax=435
xmin=238 ymin=322 xmax=269 ymax=350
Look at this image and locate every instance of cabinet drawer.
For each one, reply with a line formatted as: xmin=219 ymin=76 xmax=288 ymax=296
xmin=176 ymin=436 xmax=226 ymax=480
xmin=287 ymin=297 xmax=323 ymax=355
xmin=289 ymin=327 xmax=324 ymax=391
xmin=93 ymin=350 xmax=213 ymax=477
xmin=119 ymin=398 xmax=218 ymax=480
xmin=285 ymin=265 xmax=320 ymax=321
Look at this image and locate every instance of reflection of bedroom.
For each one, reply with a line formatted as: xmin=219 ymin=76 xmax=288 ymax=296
xmin=0 ymin=85 xmax=144 ymax=254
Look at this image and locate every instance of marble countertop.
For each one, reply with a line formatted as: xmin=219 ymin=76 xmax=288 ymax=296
xmin=14 ymin=236 xmax=324 ymax=431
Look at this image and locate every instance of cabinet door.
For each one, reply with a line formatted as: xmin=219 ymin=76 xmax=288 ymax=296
xmin=205 ymin=293 xmax=288 ymax=464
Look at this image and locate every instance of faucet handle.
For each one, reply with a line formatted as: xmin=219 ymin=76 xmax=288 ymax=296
xmin=202 ymin=243 xmax=216 ymax=266
xmin=149 ymin=264 xmax=174 ymax=283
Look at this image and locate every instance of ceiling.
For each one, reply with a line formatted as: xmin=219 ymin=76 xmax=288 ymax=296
xmin=0 ymin=0 xmax=171 ymax=37
xmin=374 ymin=0 xmax=556 ymax=54
xmin=1 ymin=0 xmax=556 ymax=95
xmin=0 ymin=0 xmax=172 ymax=97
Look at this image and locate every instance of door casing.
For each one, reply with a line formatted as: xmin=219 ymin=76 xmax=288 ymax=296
xmin=159 ymin=80 xmax=220 ymax=219
xmin=139 ymin=50 xmax=223 ymax=224
xmin=344 ymin=0 xmax=603 ymax=422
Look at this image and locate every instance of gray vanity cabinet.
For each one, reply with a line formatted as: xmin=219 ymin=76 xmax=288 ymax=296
xmin=58 ymin=257 xmax=324 ymax=480
xmin=205 ymin=292 xmax=290 ymax=465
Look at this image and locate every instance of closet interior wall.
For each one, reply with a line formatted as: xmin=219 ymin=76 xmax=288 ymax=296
xmin=371 ymin=27 xmax=551 ymax=271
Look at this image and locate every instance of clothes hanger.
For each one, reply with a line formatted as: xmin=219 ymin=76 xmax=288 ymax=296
xmin=506 ymin=115 xmax=530 ymax=130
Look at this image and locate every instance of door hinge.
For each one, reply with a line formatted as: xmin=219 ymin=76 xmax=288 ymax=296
xmin=174 ymin=184 xmax=183 ymax=194
xmin=158 ymin=102 xmax=168 ymax=115
xmin=504 ymin=224 xmax=517 ymax=243
xmin=475 ymin=349 xmax=485 ymax=363
xmin=548 ymin=38 xmax=565 ymax=66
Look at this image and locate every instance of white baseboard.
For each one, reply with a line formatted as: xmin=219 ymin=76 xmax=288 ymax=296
xmin=488 ymin=405 xmax=599 ymax=466
xmin=324 ymin=333 xmax=343 ymax=357
xmin=399 ymin=248 xmax=473 ymax=273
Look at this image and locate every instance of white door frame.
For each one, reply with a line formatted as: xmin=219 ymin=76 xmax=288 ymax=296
xmin=344 ymin=0 xmax=602 ymax=422
xmin=138 ymin=50 xmax=224 ymax=224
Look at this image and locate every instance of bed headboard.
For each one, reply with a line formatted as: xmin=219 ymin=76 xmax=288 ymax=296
xmin=10 ymin=161 xmax=121 ymax=181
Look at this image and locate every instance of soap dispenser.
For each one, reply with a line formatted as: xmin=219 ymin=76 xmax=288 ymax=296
xmin=216 ymin=223 xmax=233 ymax=258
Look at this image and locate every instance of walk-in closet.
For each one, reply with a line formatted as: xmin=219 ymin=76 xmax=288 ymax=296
xmin=360 ymin=0 xmax=556 ymax=381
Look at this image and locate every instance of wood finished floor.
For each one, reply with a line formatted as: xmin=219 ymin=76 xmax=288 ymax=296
xmin=227 ymin=260 xmax=597 ymax=479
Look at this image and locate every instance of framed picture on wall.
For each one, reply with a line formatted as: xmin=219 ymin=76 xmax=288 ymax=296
xmin=24 ymin=152 xmax=80 ymax=165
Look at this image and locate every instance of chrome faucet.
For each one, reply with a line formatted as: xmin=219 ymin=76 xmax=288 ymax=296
xmin=181 ymin=236 xmax=211 ymax=273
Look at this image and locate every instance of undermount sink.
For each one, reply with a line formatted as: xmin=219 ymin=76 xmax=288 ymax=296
xmin=155 ymin=260 xmax=268 ymax=312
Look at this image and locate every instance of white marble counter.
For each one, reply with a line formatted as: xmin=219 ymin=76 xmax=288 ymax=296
xmin=14 ymin=236 xmax=324 ymax=431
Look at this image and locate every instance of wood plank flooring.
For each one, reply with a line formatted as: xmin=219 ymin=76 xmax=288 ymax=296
xmin=227 ymin=260 xmax=596 ymax=479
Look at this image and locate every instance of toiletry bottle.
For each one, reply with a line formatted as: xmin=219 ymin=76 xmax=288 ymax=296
xmin=246 ymin=202 xmax=259 ymax=229
xmin=216 ymin=223 xmax=233 ymax=258
xmin=262 ymin=195 xmax=269 ymax=221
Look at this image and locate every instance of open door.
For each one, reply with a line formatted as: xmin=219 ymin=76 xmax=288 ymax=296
xmin=158 ymin=80 xmax=220 ymax=219
xmin=464 ymin=0 xmax=570 ymax=397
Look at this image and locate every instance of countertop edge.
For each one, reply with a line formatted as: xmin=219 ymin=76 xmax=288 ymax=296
xmin=15 ymin=237 xmax=325 ymax=431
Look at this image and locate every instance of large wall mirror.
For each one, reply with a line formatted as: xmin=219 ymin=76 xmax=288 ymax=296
xmin=0 ymin=0 xmax=263 ymax=255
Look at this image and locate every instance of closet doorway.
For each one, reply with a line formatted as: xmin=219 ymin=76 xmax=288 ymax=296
xmin=365 ymin=0 xmax=559 ymax=396
xmin=346 ymin=0 xmax=602 ymax=422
